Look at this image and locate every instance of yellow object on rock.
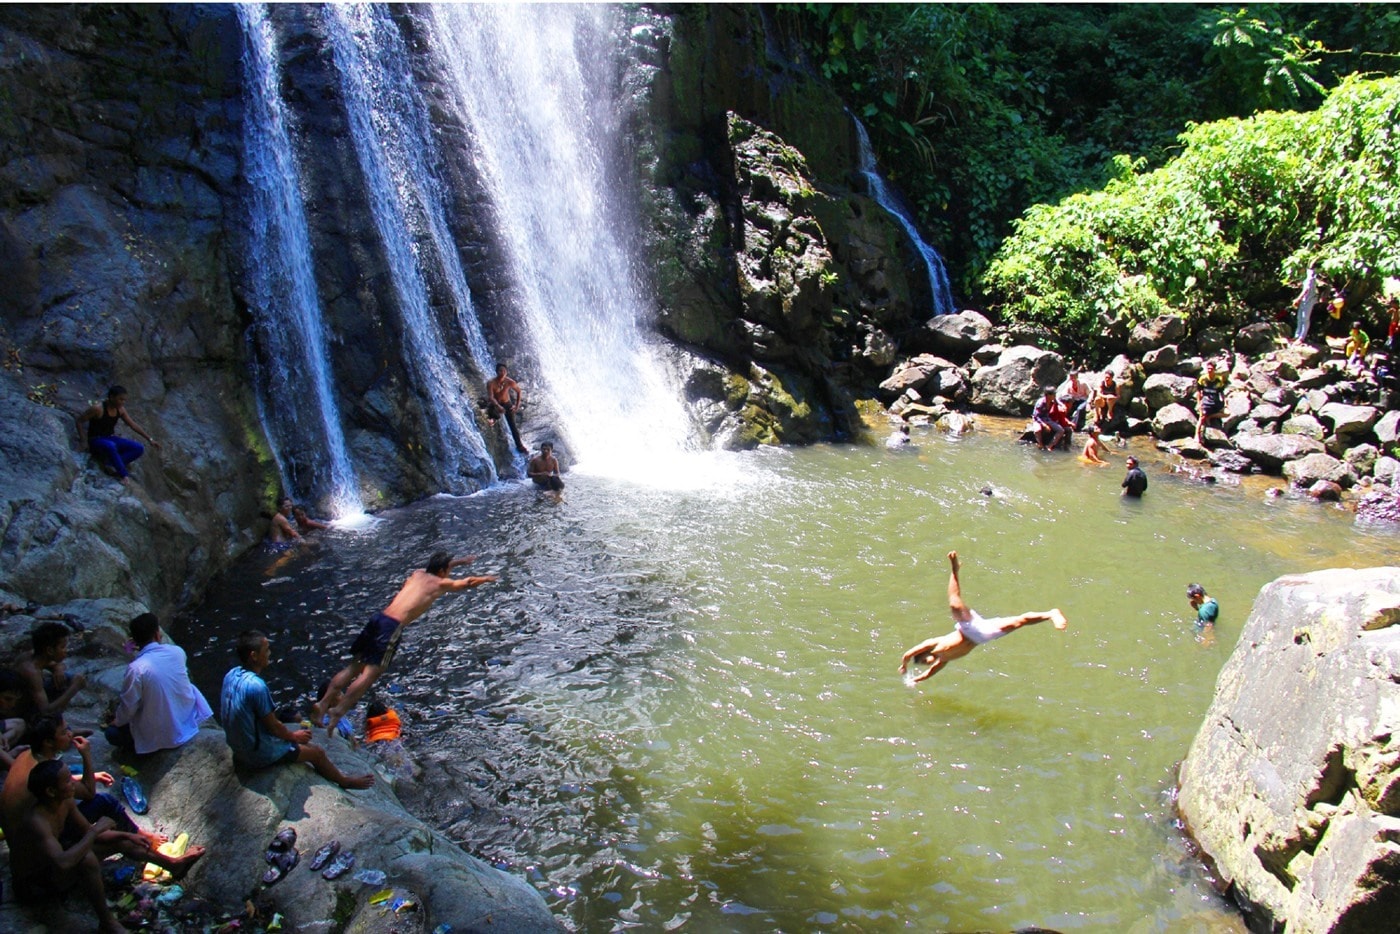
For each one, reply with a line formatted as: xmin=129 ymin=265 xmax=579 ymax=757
xmin=143 ymin=831 xmax=189 ymax=883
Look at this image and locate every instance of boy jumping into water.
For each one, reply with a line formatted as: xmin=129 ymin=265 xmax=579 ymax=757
xmin=314 ymin=552 xmax=497 ymax=735
xmin=899 ymin=551 xmax=1068 ymax=683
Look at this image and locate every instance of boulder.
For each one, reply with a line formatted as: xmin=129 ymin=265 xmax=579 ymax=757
xmin=1142 ymin=373 xmax=1197 ymax=412
xmin=1234 ymin=433 xmax=1327 ymax=473
xmin=1262 ymin=386 xmax=1301 ymax=408
xmin=1376 ymin=457 xmax=1400 ymax=486
xmin=1319 ymin=403 xmax=1380 ymax=441
xmin=1152 ymin=403 xmax=1197 ymax=441
xmin=913 ymin=310 xmax=993 ymax=361
xmin=1209 ymin=449 xmax=1257 ymax=474
xmin=1307 ymin=480 xmax=1344 ymax=501
xmin=1236 ymin=321 xmax=1286 ymax=353
xmin=1141 ymin=344 xmax=1180 ymax=374
xmin=1162 ymin=436 xmax=1209 ymax=459
xmin=1251 ymin=402 xmax=1290 ymax=424
xmin=1178 ymin=567 xmax=1400 ymax=933
xmin=969 ymin=345 xmax=1065 ymax=415
xmin=1294 ymin=367 xmax=1333 ymax=390
xmin=1196 ymin=327 xmax=1230 ymax=355
xmin=1375 ymin=411 xmax=1400 ymax=447
xmin=1222 ymin=390 xmax=1255 ymax=434
xmin=1358 ymin=488 xmax=1400 ymax=522
xmin=878 ymin=354 xmax=960 ymax=398
xmin=1128 ymin=314 xmax=1185 ymax=353
xmin=1284 ymin=453 xmax=1355 ymax=488
xmin=1282 ymin=414 xmax=1326 ymax=441
xmin=1345 ymin=444 xmax=1380 ymax=477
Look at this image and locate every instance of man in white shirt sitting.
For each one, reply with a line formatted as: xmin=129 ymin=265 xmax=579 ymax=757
xmin=104 ymin=613 xmax=213 ymax=754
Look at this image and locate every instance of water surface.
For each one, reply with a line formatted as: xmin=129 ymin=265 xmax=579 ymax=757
xmin=183 ymin=426 xmax=1397 ymax=932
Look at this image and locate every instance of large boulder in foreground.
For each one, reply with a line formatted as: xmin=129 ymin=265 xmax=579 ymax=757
xmin=1178 ymin=567 xmax=1400 ymax=933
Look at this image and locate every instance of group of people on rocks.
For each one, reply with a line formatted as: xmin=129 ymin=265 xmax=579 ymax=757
xmin=0 ymin=547 xmax=486 ymax=931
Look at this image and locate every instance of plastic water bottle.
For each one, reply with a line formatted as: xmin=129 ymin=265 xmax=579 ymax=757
xmin=352 ymin=868 xmax=387 ymax=886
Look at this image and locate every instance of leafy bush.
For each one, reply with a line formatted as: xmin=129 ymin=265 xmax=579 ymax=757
xmin=982 ymin=76 xmax=1400 ymax=352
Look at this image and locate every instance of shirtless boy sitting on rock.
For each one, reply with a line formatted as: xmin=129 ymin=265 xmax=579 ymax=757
xmin=900 ymin=551 xmax=1068 ymax=683
xmin=314 ymin=552 xmax=497 ymax=735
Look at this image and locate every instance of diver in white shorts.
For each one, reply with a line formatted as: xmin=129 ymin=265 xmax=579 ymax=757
xmin=899 ymin=551 xmax=1068 ymax=684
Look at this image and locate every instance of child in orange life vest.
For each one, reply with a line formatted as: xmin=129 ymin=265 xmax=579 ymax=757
xmin=363 ymin=701 xmax=401 ymax=744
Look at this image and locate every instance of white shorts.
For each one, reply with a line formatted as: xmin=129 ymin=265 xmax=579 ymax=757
xmin=956 ymin=610 xmax=1013 ymax=645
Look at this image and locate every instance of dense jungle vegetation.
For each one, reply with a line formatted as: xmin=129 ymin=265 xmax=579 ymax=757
xmin=775 ymin=3 xmax=1400 ymax=350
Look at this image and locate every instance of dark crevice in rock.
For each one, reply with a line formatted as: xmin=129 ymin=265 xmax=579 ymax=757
xmin=1307 ymin=745 xmax=1355 ymax=809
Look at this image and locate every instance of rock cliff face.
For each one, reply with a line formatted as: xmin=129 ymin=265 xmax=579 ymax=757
xmin=1178 ymin=567 xmax=1400 ymax=933
xmin=0 ymin=5 xmax=272 ymax=611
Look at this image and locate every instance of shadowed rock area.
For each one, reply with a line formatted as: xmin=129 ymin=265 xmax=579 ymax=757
xmin=1178 ymin=567 xmax=1400 ymax=933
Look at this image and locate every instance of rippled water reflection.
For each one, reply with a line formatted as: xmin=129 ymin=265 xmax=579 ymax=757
xmin=183 ymin=426 xmax=1400 ymax=931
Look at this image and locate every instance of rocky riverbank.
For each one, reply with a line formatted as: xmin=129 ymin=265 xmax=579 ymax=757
xmin=876 ymin=310 xmax=1400 ymax=516
xmin=0 ymin=598 xmax=559 ymax=933
xmin=1177 ymin=566 xmax=1400 ymax=933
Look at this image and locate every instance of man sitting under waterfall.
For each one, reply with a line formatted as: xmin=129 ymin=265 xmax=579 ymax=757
xmin=313 ymin=552 xmax=497 ymax=736
xmin=485 ymin=362 xmax=529 ymax=455
xmin=899 ymin=551 xmax=1068 ymax=684
xmin=528 ymin=441 xmax=565 ymax=496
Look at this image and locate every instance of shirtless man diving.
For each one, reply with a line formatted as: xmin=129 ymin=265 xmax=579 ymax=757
xmin=314 ymin=552 xmax=497 ymax=735
xmin=899 ymin=551 xmax=1068 ymax=683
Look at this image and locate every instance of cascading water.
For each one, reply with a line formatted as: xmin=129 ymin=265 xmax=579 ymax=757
xmin=237 ymin=3 xmax=362 ymax=516
xmin=425 ymin=5 xmax=697 ymax=474
xmin=324 ymin=4 xmax=495 ymax=491
xmin=852 ymin=116 xmax=957 ymax=317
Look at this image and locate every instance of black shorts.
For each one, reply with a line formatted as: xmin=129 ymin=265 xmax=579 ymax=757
xmin=349 ymin=612 xmax=405 ymax=668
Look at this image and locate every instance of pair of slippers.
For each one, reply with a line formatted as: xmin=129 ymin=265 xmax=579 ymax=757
xmin=317 ymin=842 xmax=355 ymax=880
xmin=263 ymin=827 xmax=299 ymax=885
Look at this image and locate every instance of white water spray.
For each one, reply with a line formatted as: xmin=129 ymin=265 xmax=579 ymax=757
xmin=426 ymin=5 xmax=696 ymax=477
xmin=238 ymin=3 xmax=363 ymax=517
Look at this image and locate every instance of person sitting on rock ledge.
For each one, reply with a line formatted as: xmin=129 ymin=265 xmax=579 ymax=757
xmin=1031 ymin=386 xmax=1072 ymax=451
xmin=313 ymin=553 xmax=497 ymax=737
xmin=104 ymin=612 xmax=213 ymax=755
xmin=2 ymin=715 xmax=206 ymax=877
xmin=15 ymin=621 xmax=87 ymax=719
xmin=74 ymin=384 xmax=160 ymax=484
xmin=1092 ymin=371 xmax=1119 ymax=425
xmin=7 ymin=760 xmax=128 ymax=933
xmin=528 ymin=441 xmax=566 ymax=495
xmin=1345 ymin=320 xmax=1371 ymax=373
xmin=221 ymin=630 xmax=374 ymax=790
xmin=485 ymin=362 xmax=529 ymax=456
xmin=899 ymin=551 xmax=1069 ymax=684
xmin=1057 ymin=369 xmax=1092 ymax=431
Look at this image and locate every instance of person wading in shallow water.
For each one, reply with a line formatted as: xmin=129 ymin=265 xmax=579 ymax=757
xmin=313 ymin=552 xmax=497 ymax=734
xmin=899 ymin=551 xmax=1068 ymax=683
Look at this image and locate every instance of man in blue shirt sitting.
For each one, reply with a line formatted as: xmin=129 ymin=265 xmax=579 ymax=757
xmin=221 ymin=631 xmax=373 ymax=790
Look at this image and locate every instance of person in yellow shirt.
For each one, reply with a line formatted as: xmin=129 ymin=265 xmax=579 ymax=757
xmin=1345 ymin=320 xmax=1371 ymax=372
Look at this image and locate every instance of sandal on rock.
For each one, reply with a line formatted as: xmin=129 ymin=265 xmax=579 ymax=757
xmin=121 ymin=776 xmax=149 ymax=815
xmin=262 ymin=847 xmax=299 ymax=885
xmin=321 ymin=850 xmax=355 ymax=880
xmin=309 ymin=840 xmax=341 ymax=872
xmin=265 ymin=826 xmax=297 ymax=862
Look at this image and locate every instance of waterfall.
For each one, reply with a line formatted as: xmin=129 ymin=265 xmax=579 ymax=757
xmin=237 ymin=3 xmax=362 ymax=516
xmin=852 ymin=117 xmax=957 ymax=317
xmin=324 ymin=4 xmax=495 ymax=491
xmin=425 ymin=5 xmax=695 ymax=471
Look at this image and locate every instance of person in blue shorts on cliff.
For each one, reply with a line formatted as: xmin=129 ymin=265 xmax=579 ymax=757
xmin=1187 ymin=583 xmax=1218 ymax=644
xmin=313 ymin=552 xmax=497 ymax=736
xmin=74 ymin=384 xmax=160 ymax=483
xmin=899 ymin=551 xmax=1069 ymax=683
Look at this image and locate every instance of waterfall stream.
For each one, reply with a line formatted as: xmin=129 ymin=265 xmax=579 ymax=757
xmin=325 ymin=4 xmax=496 ymax=492
xmin=853 ymin=116 xmax=957 ymax=317
xmin=238 ymin=3 xmax=362 ymax=516
xmin=425 ymin=5 xmax=696 ymax=473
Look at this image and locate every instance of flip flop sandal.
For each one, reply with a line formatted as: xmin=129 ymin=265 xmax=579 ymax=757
xmin=265 ymin=826 xmax=297 ymax=862
xmin=121 ymin=776 xmax=149 ymax=814
xmin=262 ymin=847 xmax=299 ymax=885
xmin=309 ymin=840 xmax=341 ymax=872
xmin=321 ymin=850 xmax=355 ymax=880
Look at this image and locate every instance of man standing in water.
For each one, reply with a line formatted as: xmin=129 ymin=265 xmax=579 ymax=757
xmin=1186 ymin=583 xmax=1219 ymax=644
xmin=899 ymin=551 xmax=1068 ymax=683
xmin=314 ymin=552 xmax=497 ymax=735
xmin=1121 ymin=456 xmax=1148 ymax=497
xmin=485 ymin=362 xmax=529 ymax=455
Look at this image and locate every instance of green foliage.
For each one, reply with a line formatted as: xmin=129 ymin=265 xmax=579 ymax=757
xmin=773 ymin=3 xmax=1400 ymax=296
xmin=982 ymin=76 xmax=1400 ymax=351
